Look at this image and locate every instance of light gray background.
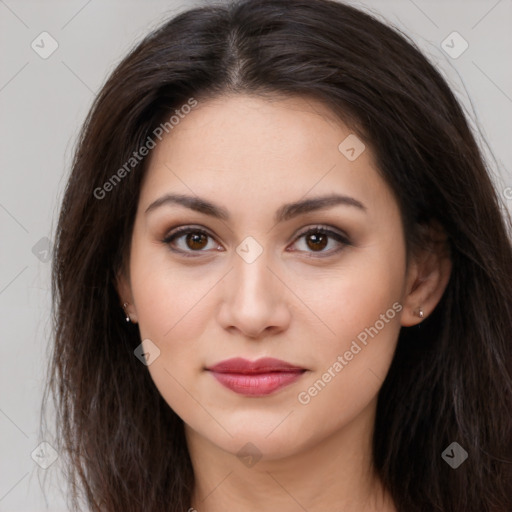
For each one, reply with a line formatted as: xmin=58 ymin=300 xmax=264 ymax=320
xmin=1 ymin=1 xmax=511 ymax=510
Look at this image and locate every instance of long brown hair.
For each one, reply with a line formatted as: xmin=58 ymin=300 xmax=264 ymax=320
xmin=41 ymin=0 xmax=512 ymax=510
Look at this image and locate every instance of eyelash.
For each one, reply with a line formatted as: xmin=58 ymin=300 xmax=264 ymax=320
xmin=162 ymin=225 xmax=351 ymax=258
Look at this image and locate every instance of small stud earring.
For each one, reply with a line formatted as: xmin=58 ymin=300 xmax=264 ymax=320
xmin=122 ymin=302 xmax=131 ymax=323
xmin=416 ymin=307 xmax=424 ymax=319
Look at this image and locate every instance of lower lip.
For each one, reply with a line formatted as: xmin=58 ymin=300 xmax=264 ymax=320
xmin=208 ymin=370 xmax=305 ymax=396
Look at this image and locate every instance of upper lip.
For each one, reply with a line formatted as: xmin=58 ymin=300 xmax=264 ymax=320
xmin=206 ymin=357 xmax=306 ymax=374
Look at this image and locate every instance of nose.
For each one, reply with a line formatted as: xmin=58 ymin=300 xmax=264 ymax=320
xmin=216 ymin=250 xmax=291 ymax=339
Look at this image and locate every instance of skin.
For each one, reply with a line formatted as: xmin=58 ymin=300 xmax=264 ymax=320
xmin=117 ymin=94 xmax=452 ymax=512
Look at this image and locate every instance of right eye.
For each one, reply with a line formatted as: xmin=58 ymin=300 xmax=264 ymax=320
xmin=162 ymin=226 xmax=223 ymax=257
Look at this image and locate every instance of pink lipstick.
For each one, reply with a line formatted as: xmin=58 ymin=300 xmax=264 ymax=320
xmin=206 ymin=357 xmax=306 ymax=396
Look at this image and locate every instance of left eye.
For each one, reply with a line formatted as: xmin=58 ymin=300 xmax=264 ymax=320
xmin=291 ymin=227 xmax=350 ymax=256
xmin=162 ymin=226 xmax=350 ymax=257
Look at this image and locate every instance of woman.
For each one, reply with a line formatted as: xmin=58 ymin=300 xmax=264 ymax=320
xmin=42 ymin=0 xmax=512 ymax=510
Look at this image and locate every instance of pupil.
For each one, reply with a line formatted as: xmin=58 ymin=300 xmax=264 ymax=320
xmin=307 ymin=233 xmax=327 ymax=251
xmin=187 ymin=233 xmax=207 ymax=250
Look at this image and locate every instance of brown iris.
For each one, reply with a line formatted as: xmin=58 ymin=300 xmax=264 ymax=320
xmin=186 ymin=232 xmax=208 ymax=250
xmin=305 ymin=232 xmax=328 ymax=251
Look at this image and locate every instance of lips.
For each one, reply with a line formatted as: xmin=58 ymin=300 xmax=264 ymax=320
xmin=207 ymin=357 xmax=305 ymax=374
xmin=206 ymin=357 xmax=306 ymax=396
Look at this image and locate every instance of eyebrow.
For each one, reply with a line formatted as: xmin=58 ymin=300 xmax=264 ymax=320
xmin=145 ymin=192 xmax=366 ymax=223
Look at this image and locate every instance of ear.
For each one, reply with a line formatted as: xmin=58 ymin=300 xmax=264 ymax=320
xmin=400 ymin=221 xmax=452 ymax=327
xmin=115 ymin=265 xmax=139 ymax=324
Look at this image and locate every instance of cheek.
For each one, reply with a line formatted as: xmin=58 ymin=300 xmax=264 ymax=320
xmin=128 ymin=236 xmax=233 ymax=417
xmin=129 ymin=251 xmax=212 ymax=419
xmin=134 ymin=271 xmax=214 ymax=342
xmin=129 ymin=235 xmax=215 ymax=342
xmin=295 ymin=235 xmax=405 ymax=350
xmin=293 ymin=238 xmax=405 ymax=425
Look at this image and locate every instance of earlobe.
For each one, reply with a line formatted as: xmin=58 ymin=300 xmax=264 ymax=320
xmin=414 ymin=306 xmax=425 ymax=319
xmin=122 ymin=302 xmax=132 ymax=323
xmin=400 ymin=223 xmax=452 ymax=327
xmin=115 ymin=269 xmax=138 ymax=324
xmin=401 ymin=303 xmax=428 ymax=327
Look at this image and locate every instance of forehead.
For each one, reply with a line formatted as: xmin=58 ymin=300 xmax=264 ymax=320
xmin=139 ymin=94 xmax=398 ymax=224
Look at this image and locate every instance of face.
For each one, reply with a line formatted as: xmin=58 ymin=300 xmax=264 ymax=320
xmin=119 ymin=93 xmax=412 ymax=461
